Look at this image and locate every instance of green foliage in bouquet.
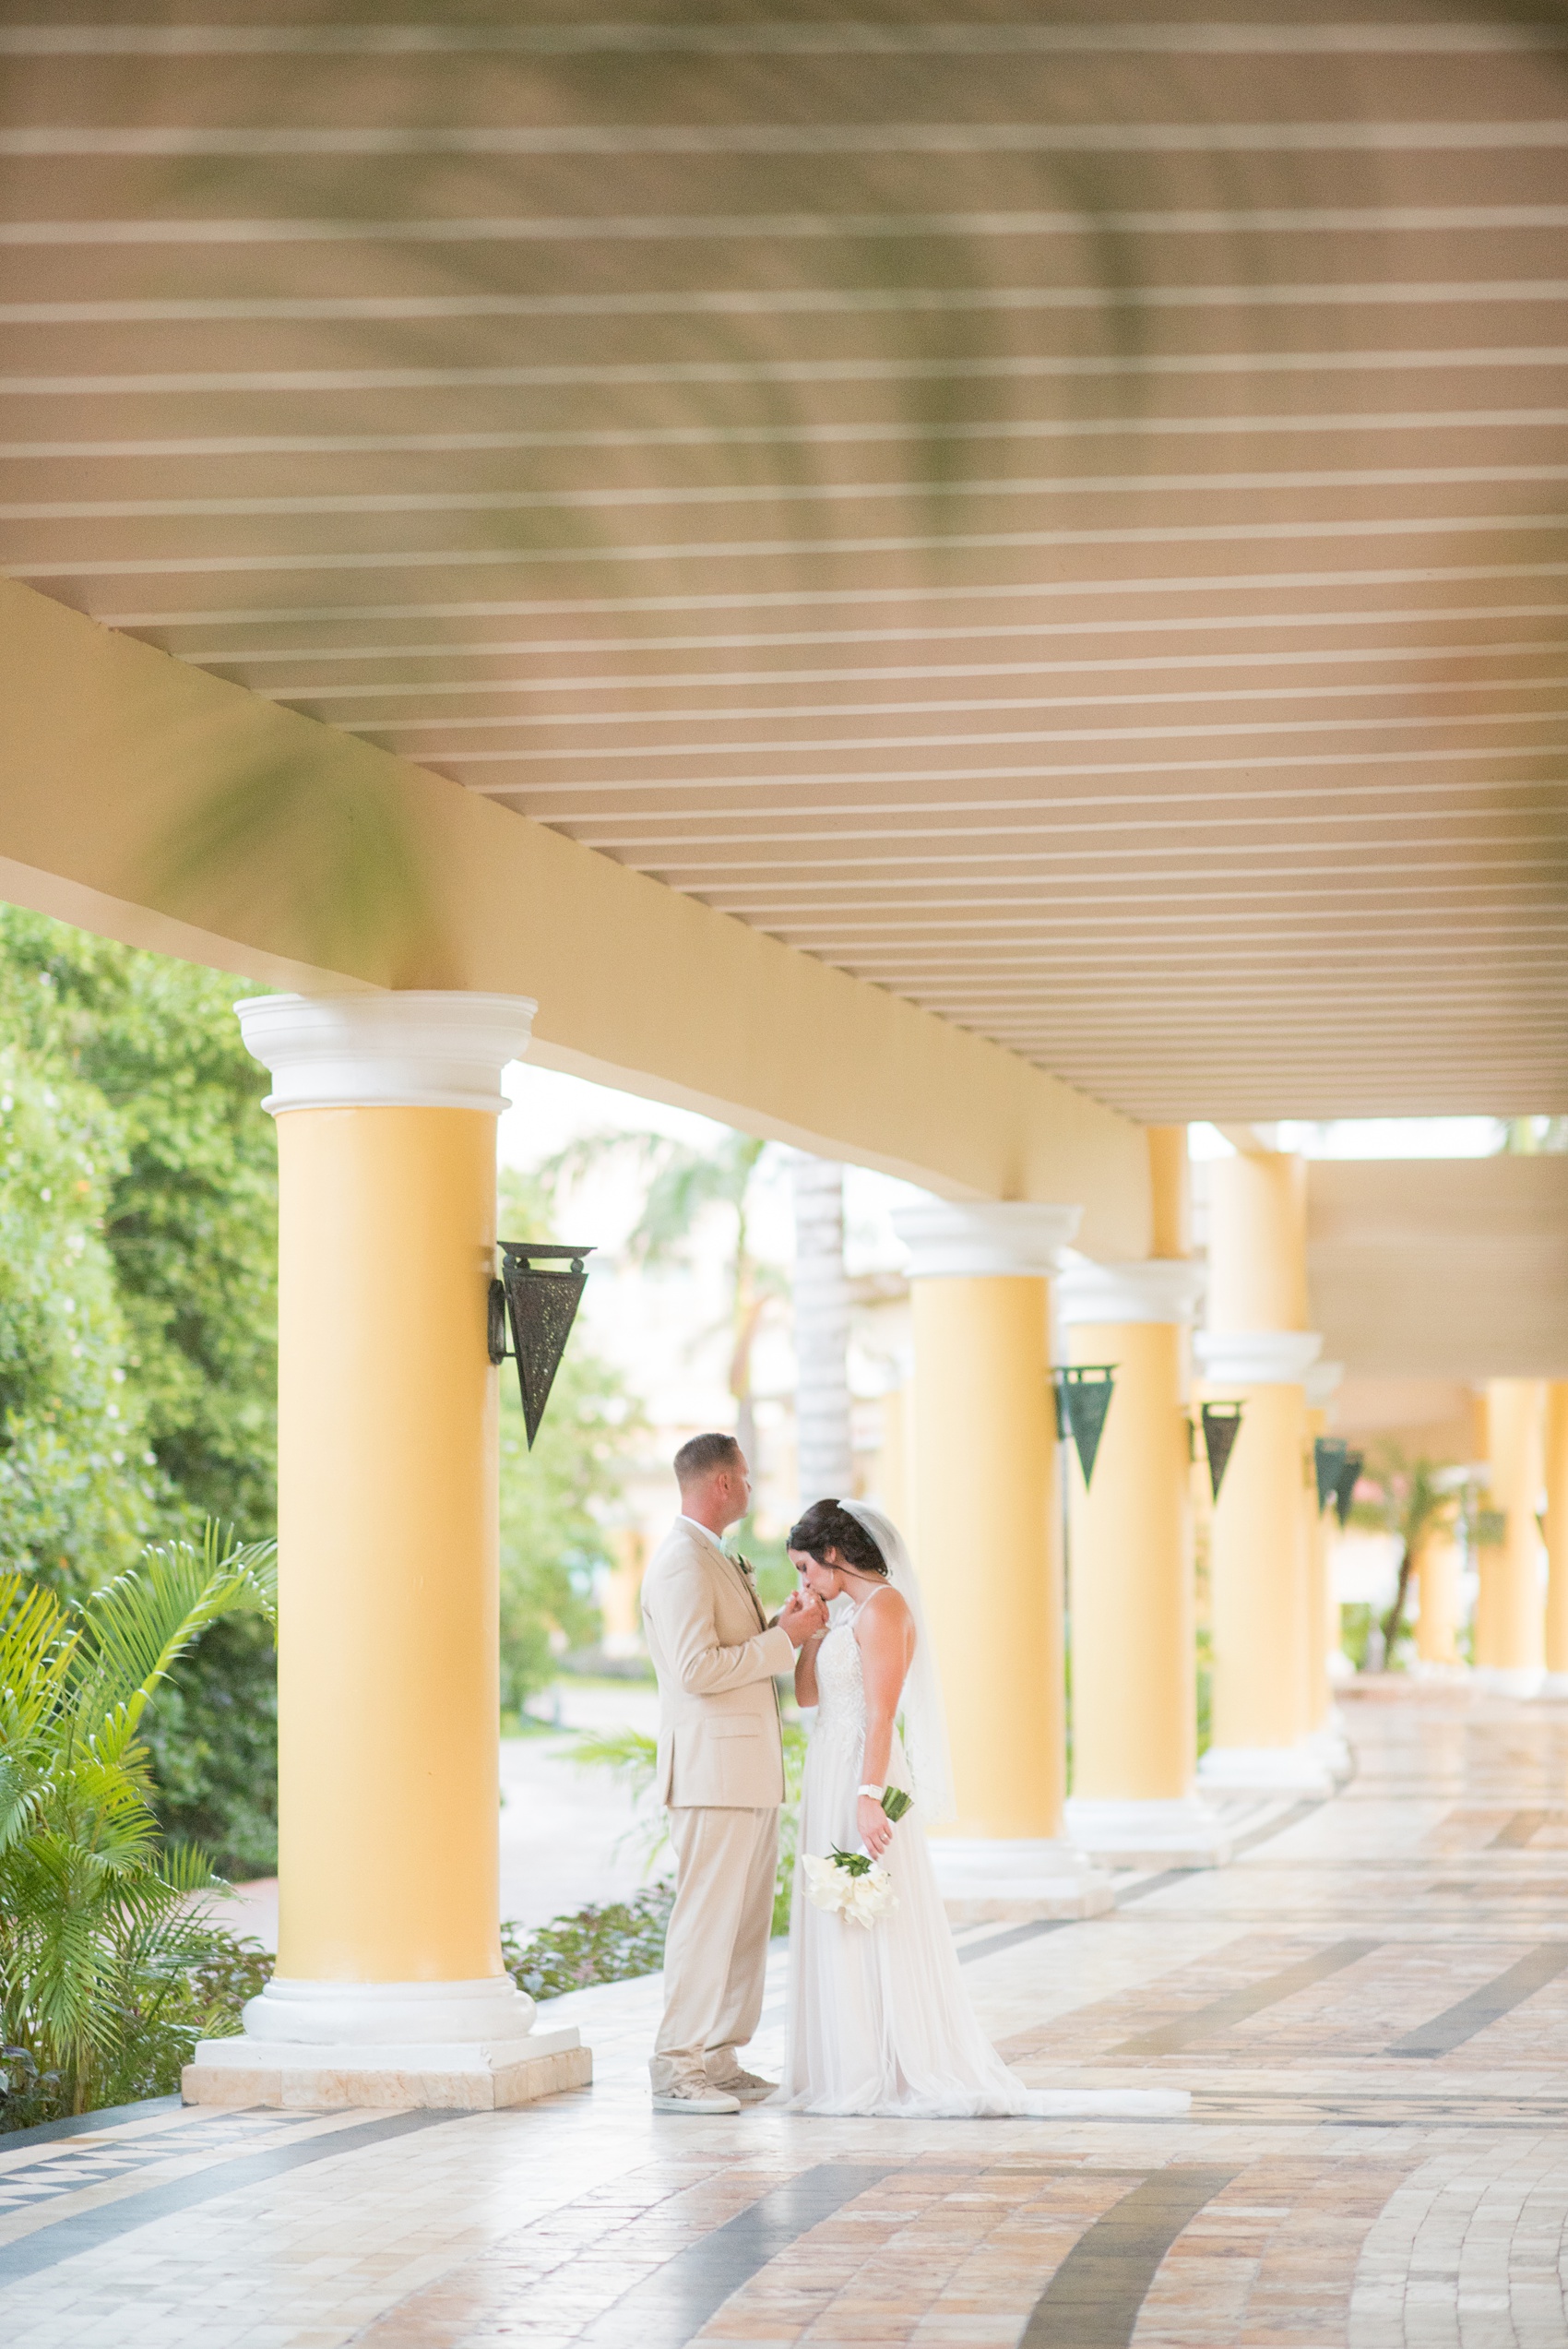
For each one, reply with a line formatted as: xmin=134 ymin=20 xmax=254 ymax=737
xmin=829 ymin=1845 xmax=873 ymax=1878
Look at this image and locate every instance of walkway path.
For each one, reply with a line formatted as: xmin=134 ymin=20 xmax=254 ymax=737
xmin=6 ymin=1684 xmax=1568 ymax=2347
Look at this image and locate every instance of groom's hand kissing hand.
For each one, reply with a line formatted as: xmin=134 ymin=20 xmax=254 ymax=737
xmin=779 ymin=1590 xmax=829 ymax=1647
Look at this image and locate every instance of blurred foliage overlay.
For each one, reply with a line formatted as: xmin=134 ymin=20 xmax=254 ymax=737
xmin=0 ymin=912 xmax=637 ymax=1874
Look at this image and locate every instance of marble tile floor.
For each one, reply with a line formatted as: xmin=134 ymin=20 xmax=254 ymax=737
xmin=9 ymin=1685 xmax=1568 ymax=2345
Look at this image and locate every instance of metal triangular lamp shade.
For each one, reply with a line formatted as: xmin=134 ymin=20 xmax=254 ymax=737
xmin=1333 ymin=1449 xmax=1364 ymax=1529
xmin=490 ymin=1242 xmax=594 ymax=1449
xmin=1201 ymin=1401 xmax=1244 ymax=1503
xmin=1058 ymin=1365 xmax=1116 ymax=1490
xmin=1313 ymin=1435 xmax=1349 ymax=1515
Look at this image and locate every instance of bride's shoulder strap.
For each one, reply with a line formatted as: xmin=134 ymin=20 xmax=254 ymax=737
xmin=855 ymin=1580 xmax=912 ymax=1632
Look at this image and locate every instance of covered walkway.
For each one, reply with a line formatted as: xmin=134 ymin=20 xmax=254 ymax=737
xmin=8 ymin=1683 xmax=1568 ymax=2346
xmin=1 ymin=11 xmax=1567 ymax=2338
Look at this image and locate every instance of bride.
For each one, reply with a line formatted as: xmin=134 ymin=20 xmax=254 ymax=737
xmin=775 ymin=1497 xmax=1174 ymax=2119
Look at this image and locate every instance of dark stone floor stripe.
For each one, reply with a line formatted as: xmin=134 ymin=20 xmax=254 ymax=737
xmin=1229 ymin=1795 xmax=1329 ymax=1854
xmin=0 ymin=2095 xmax=179 ymax=2153
xmin=1019 ymin=2165 xmax=1238 ymax=2348
xmin=956 ymin=1805 xmax=1333 ymax=1970
xmin=580 ymin=2162 xmax=897 ymax=2349
xmin=1111 ymin=1939 xmax=1380 ymax=2058
xmin=0 ymin=2108 xmax=462 ymax=2286
xmin=1490 ymin=1810 xmax=1550 ymax=1849
xmin=958 ymin=1918 xmax=1072 ymax=1964
xmin=1114 ymin=1868 xmax=1200 ymax=1905
xmin=1388 ymin=1941 xmax=1568 ymax=2057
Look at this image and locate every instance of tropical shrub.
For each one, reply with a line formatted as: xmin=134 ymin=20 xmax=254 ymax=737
xmin=0 ymin=1526 xmax=276 ymax=2124
xmin=0 ymin=910 xmax=282 ymax=1877
xmin=571 ymin=1716 xmax=808 ymax=1934
xmin=501 ymin=1882 xmax=675 ymax=2001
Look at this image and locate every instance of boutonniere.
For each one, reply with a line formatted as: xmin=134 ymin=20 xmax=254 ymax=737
xmin=733 ymin=1553 xmax=757 ymax=1581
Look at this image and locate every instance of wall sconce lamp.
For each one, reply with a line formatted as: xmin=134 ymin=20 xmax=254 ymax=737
xmin=1053 ymin=1364 xmax=1117 ymax=1490
xmin=1333 ymin=1448 xmax=1364 ymax=1529
xmin=1201 ymin=1401 xmax=1244 ymax=1503
xmin=487 ymin=1241 xmax=594 ymax=1449
xmin=1313 ymin=1436 xmax=1349 ymax=1516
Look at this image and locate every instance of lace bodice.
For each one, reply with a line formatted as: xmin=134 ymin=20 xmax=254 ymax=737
xmin=809 ymin=1594 xmax=911 ymax=1788
xmin=811 ymin=1606 xmax=869 ymax=1760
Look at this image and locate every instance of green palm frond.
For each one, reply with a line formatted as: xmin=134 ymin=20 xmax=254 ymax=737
xmin=570 ymin=1725 xmax=659 ymax=1791
xmin=0 ymin=1521 xmax=279 ymax=2108
xmin=0 ymin=1576 xmax=77 ymax=1852
xmin=72 ymin=1524 xmax=277 ymax=1747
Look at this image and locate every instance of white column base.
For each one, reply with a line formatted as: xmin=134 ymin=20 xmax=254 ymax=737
xmin=183 ymin=2028 xmax=588 ymax=2111
xmin=242 ymin=1973 xmax=541 ymax=2045
xmin=1538 ymin=1674 xmax=1568 ymax=1700
xmin=1472 ymin=1665 xmax=1547 ymax=1699
xmin=182 ymin=1973 xmax=590 ymax=2111
xmin=1302 ymin=1723 xmax=1354 ymax=1783
xmin=928 ymin=1838 xmax=1115 ymax=1924
xmin=1064 ymin=1796 xmax=1236 ymax=1869
xmin=1326 ymin=1649 xmax=1356 ymax=1684
xmin=1198 ymin=1743 xmax=1336 ymax=1797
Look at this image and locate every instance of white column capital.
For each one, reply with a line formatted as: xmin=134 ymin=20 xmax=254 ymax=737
xmin=1194 ymin=1330 xmax=1323 ymax=1386
xmin=893 ymin=1199 xmax=1081 ymax=1281
xmin=1304 ymin=1359 xmax=1345 ymax=1410
xmin=236 ymin=990 xmax=538 ymax=1115
xmin=1057 ymin=1257 xmax=1206 ymax=1328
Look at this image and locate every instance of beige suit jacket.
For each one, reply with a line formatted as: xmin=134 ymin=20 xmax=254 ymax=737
xmin=640 ymin=1517 xmax=794 ymax=1808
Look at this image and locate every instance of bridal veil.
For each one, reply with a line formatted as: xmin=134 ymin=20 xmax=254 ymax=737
xmin=841 ymin=1498 xmax=956 ymax=1823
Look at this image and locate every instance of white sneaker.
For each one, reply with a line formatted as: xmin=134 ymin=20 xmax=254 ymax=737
xmin=651 ymin=2080 xmax=742 ymax=2115
xmin=710 ymin=2069 xmax=777 ymax=2104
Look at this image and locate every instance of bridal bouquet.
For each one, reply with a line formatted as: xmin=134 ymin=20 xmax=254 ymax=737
xmin=802 ymin=1849 xmax=897 ymax=1928
xmin=802 ymin=1789 xmax=913 ymax=1929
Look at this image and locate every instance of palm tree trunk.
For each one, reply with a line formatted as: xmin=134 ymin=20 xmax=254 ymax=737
xmin=1381 ymin=1542 xmax=1416 ymax=1662
xmin=791 ymin=1154 xmax=854 ymax=1503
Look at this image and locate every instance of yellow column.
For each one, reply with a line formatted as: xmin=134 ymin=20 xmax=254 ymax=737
xmin=894 ymin=1202 xmax=1110 ymax=1922
xmin=1415 ymin=1531 xmax=1464 ymax=1669
xmin=1058 ymin=1122 xmax=1215 ymax=1861
xmin=1302 ymin=1363 xmax=1344 ymax=1741
xmin=1067 ymin=1318 xmax=1194 ymax=1801
xmin=1060 ymin=1252 xmax=1224 ymax=1865
xmin=276 ymin=1103 xmax=501 ymax=1981
xmin=1478 ymin=1378 xmax=1546 ymax=1691
xmin=600 ymin=1528 xmax=647 ymax=1658
xmin=191 ymin=992 xmax=582 ymax=2107
xmin=1546 ymin=1384 xmax=1568 ymax=1692
xmin=1195 ymin=1150 xmax=1332 ymax=1795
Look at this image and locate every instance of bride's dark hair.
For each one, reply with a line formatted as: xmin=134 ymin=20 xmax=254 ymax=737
xmin=788 ymin=1499 xmax=889 ymax=1579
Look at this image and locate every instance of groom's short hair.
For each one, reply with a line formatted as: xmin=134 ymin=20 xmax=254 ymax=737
xmin=674 ymin=1431 xmax=742 ymax=1486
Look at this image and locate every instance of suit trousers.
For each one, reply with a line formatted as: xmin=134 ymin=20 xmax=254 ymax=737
xmin=651 ymin=1804 xmax=779 ymax=2092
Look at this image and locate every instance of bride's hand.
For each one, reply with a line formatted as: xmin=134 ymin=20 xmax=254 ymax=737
xmin=857 ymin=1794 xmax=893 ymax=1861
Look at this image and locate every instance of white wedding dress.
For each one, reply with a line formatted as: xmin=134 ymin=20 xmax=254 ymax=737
xmin=777 ymin=1587 xmax=1057 ymax=2118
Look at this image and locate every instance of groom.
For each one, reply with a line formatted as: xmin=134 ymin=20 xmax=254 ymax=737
xmin=640 ymin=1432 xmax=826 ymax=2113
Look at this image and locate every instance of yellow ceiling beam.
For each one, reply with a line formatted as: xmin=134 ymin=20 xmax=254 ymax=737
xmin=0 ymin=580 xmax=1150 ymax=1257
